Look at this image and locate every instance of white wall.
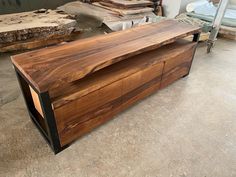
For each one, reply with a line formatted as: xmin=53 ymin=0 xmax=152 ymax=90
xmin=179 ymin=0 xmax=236 ymax=13
xmin=231 ymin=0 xmax=236 ymax=4
xmin=162 ymin=0 xmax=193 ymax=17
xmin=163 ymin=0 xmax=236 ymax=18
xmin=180 ymin=0 xmax=195 ymax=13
xmin=162 ymin=0 xmax=182 ymax=18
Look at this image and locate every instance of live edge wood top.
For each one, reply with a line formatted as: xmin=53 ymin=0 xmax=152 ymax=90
xmin=11 ymin=20 xmax=200 ymax=93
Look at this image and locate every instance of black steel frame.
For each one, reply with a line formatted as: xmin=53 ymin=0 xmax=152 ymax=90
xmin=183 ymin=32 xmax=201 ymax=78
xmin=14 ymin=66 xmax=67 ymax=154
xmin=193 ymin=32 xmax=201 ymax=43
xmin=153 ymin=0 xmax=159 ymax=12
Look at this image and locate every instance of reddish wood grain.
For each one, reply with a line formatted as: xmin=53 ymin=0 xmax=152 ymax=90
xmin=12 ymin=20 xmax=200 ymax=92
xmin=51 ymin=40 xmax=197 ymax=146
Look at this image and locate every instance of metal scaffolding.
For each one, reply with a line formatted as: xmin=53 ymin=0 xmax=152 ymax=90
xmin=207 ymin=0 xmax=229 ymax=53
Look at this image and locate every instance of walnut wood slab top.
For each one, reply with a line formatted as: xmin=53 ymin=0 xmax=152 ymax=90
xmin=11 ymin=20 xmax=200 ymax=93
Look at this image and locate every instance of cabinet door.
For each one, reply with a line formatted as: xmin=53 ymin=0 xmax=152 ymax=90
xmin=54 ymin=81 xmax=123 ymax=146
xmin=54 ymin=62 xmax=164 ymax=146
xmin=122 ymin=62 xmax=164 ymax=109
xmin=161 ymin=45 xmax=196 ymax=88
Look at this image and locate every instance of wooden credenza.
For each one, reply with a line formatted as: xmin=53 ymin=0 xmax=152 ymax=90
xmin=11 ymin=20 xmax=200 ymax=154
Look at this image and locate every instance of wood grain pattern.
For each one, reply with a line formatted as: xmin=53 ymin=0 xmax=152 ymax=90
xmin=50 ymin=40 xmax=197 ymax=109
xmin=12 ymin=18 xmax=199 ymax=151
xmin=59 ymin=77 xmax=163 ymax=146
xmin=11 ymin=20 xmax=200 ymax=93
xmin=52 ymin=40 xmax=197 ymax=146
xmin=56 ymin=63 xmax=164 ymax=146
xmin=160 ymin=46 xmax=196 ymax=88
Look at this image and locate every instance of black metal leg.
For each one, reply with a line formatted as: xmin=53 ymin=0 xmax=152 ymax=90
xmin=38 ymin=92 xmax=64 ymax=154
xmin=182 ymin=32 xmax=201 ymax=78
xmin=14 ymin=68 xmax=65 ymax=154
xmin=193 ymin=33 xmax=201 ymax=42
xmin=153 ymin=0 xmax=158 ymax=13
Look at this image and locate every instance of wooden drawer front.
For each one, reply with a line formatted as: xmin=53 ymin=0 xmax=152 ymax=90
xmin=161 ymin=45 xmax=196 ymax=88
xmin=54 ymin=81 xmax=123 ymax=137
xmin=122 ymin=62 xmax=164 ymax=109
xmin=54 ymin=62 xmax=164 ymax=146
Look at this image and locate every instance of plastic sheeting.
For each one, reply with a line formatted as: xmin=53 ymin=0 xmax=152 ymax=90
xmin=186 ymin=0 xmax=236 ymax=27
xmin=176 ymin=13 xmax=212 ymax=32
xmin=186 ymin=0 xmax=209 ymax=12
xmin=187 ymin=12 xmax=236 ymax=27
xmin=194 ymin=1 xmax=236 ymax=19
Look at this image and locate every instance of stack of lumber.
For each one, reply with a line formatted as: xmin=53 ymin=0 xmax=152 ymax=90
xmin=176 ymin=13 xmax=211 ymax=42
xmin=93 ymin=0 xmax=154 ymax=15
xmin=58 ymin=1 xmax=160 ymax=32
xmin=219 ymin=25 xmax=236 ymax=40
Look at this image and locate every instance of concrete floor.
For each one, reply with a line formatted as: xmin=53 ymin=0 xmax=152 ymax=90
xmin=0 ymin=39 xmax=236 ymax=177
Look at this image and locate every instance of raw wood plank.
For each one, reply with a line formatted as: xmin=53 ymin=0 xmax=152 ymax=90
xmin=0 ymin=10 xmax=76 ymax=47
xmin=100 ymin=0 xmax=153 ymax=8
xmin=93 ymin=2 xmax=154 ymax=15
xmin=12 ymin=20 xmax=200 ymax=93
xmin=57 ymin=1 xmax=121 ymax=22
xmin=219 ymin=25 xmax=236 ymax=40
xmin=0 ymin=32 xmax=80 ymax=53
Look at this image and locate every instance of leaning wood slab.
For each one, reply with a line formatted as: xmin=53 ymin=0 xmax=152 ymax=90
xmin=219 ymin=25 xmax=236 ymax=40
xmin=11 ymin=20 xmax=200 ymax=154
xmin=93 ymin=2 xmax=154 ymax=15
xmin=100 ymin=0 xmax=153 ymax=8
xmin=0 ymin=9 xmax=77 ymax=52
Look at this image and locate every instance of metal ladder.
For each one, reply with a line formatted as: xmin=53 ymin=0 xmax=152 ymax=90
xmin=207 ymin=0 xmax=229 ymax=53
